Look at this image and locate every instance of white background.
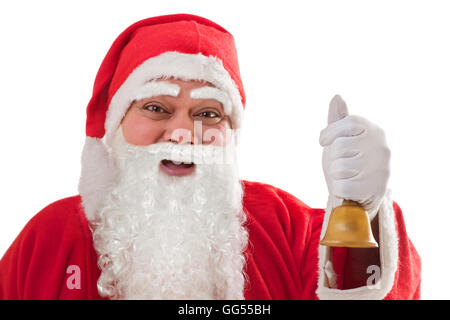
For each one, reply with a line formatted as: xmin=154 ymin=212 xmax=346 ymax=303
xmin=0 ymin=0 xmax=448 ymax=299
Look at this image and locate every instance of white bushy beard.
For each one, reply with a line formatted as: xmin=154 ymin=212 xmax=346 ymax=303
xmin=91 ymin=128 xmax=248 ymax=300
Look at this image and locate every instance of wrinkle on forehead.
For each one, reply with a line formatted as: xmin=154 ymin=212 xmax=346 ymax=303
xmin=189 ymin=86 xmax=232 ymax=115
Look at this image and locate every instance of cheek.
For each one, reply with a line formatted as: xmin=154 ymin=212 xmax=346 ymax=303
xmin=202 ymin=121 xmax=232 ymax=146
xmin=121 ymin=110 xmax=162 ymax=146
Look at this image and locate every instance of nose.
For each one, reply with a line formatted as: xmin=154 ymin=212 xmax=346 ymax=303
xmin=159 ymin=113 xmax=199 ymax=144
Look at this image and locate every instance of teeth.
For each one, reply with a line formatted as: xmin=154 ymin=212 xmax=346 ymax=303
xmin=165 ymin=160 xmax=194 ymax=166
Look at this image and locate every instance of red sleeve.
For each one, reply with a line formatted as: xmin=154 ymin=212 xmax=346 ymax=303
xmin=322 ymin=201 xmax=421 ymax=299
xmin=243 ymin=180 xmax=421 ymax=300
xmin=0 ymin=196 xmax=103 ymax=300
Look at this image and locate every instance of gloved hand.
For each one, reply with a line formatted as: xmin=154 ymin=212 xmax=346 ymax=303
xmin=320 ymin=95 xmax=391 ymax=220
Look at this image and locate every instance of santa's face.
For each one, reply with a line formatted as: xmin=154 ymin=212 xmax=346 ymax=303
xmin=91 ymin=79 xmax=248 ymax=300
xmin=121 ymin=78 xmax=233 ymax=176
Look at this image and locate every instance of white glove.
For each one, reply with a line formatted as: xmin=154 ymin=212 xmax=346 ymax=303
xmin=319 ymin=95 xmax=391 ymax=220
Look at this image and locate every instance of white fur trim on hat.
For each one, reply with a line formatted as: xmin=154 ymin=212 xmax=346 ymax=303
xmin=316 ymin=190 xmax=399 ymax=300
xmin=104 ymin=51 xmax=244 ymax=147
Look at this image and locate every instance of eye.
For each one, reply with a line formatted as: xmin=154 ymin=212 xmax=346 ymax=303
xmin=196 ymin=111 xmax=221 ymax=118
xmin=193 ymin=109 xmax=224 ymax=125
xmin=143 ymin=103 xmax=167 ymax=113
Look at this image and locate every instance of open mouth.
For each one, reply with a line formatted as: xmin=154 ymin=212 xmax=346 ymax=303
xmin=160 ymin=159 xmax=196 ymax=176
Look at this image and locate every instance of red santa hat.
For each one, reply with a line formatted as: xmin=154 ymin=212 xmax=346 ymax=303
xmin=79 ymin=14 xmax=246 ymax=221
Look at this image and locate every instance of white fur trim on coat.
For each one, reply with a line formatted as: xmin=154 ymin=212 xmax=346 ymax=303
xmin=104 ymin=51 xmax=244 ymax=147
xmin=316 ymin=191 xmax=399 ymax=300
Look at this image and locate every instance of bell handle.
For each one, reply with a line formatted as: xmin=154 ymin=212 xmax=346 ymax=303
xmin=341 ymin=199 xmax=360 ymax=207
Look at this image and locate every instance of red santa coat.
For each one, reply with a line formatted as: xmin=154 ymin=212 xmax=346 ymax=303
xmin=0 ymin=180 xmax=421 ymax=300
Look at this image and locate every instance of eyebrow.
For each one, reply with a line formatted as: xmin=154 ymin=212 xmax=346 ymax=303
xmin=190 ymin=86 xmax=232 ymax=115
xmin=133 ymin=80 xmax=180 ymax=101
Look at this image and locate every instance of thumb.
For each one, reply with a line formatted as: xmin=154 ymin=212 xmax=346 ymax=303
xmin=328 ymin=94 xmax=349 ymax=125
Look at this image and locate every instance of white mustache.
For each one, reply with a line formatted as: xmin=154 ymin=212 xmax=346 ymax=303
xmin=112 ymin=131 xmax=237 ymax=166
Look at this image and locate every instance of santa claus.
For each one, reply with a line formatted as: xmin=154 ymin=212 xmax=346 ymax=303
xmin=0 ymin=14 xmax=420 ymax=300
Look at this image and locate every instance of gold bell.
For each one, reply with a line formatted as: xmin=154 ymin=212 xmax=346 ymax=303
xmin=320 ymin=200 xmax=378 ymax=248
